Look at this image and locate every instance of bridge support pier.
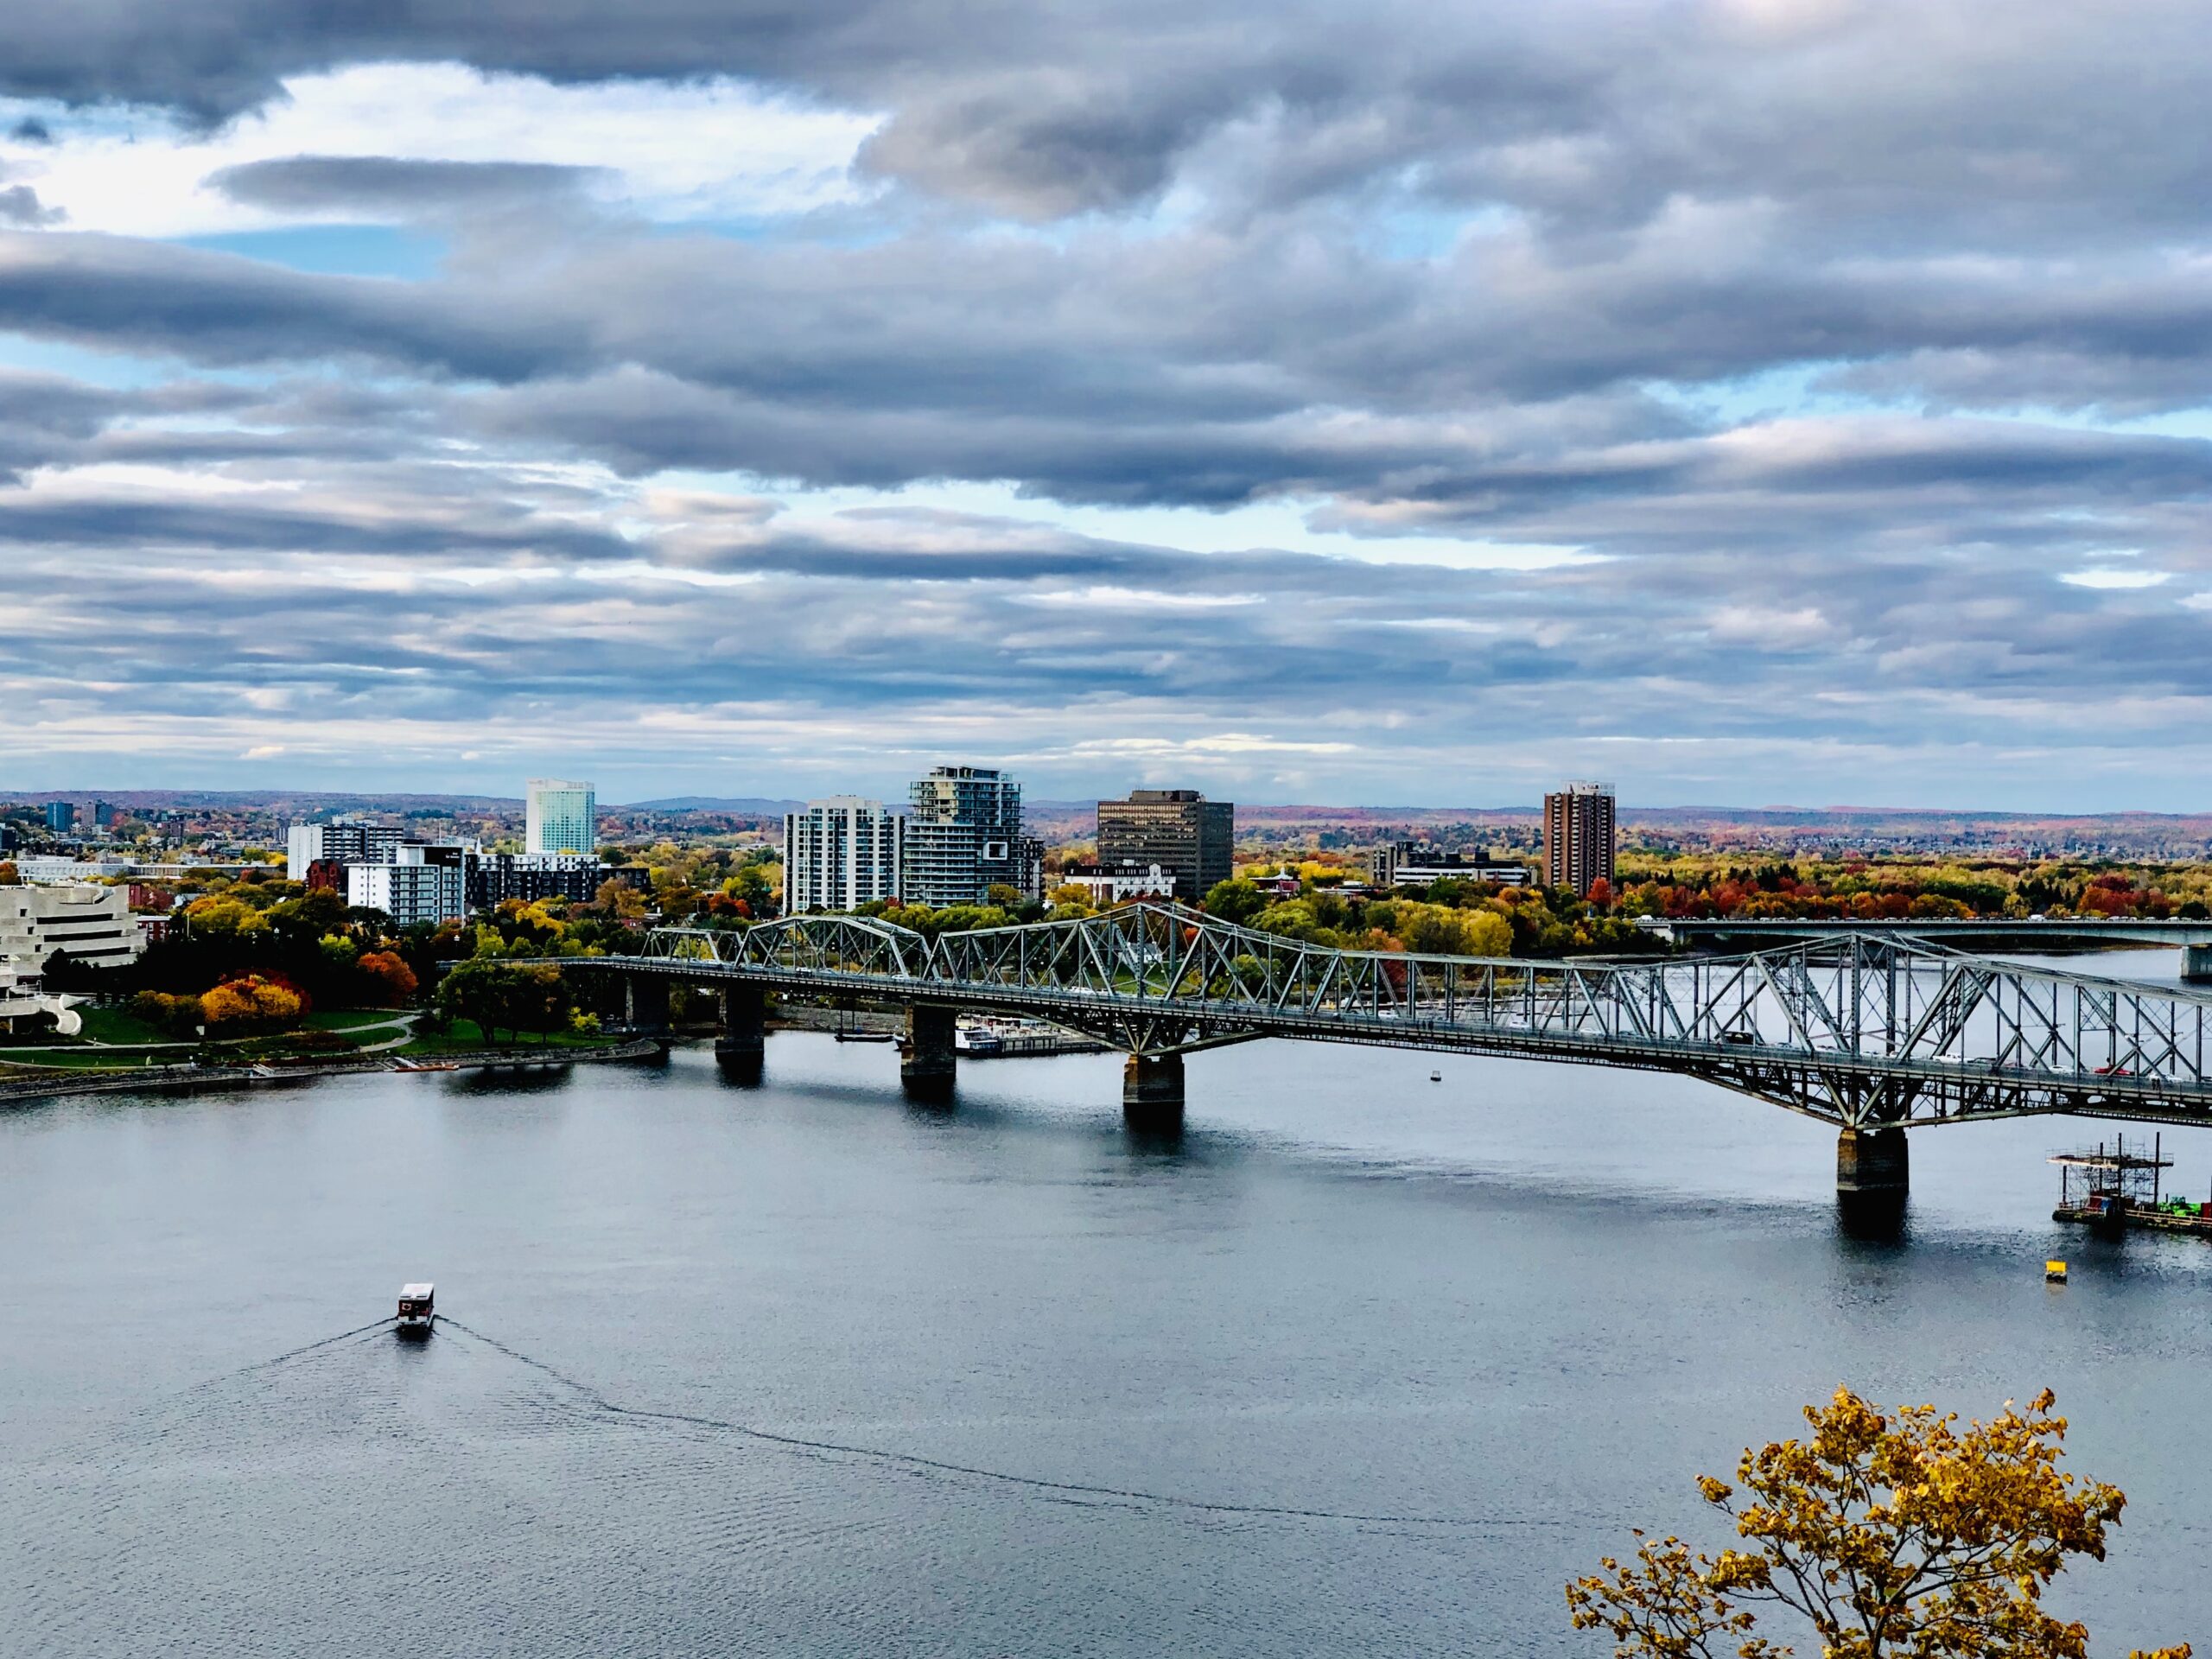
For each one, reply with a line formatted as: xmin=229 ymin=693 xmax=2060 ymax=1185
xmin=901 ymin=1003 xmax=957 ymax=1103
xmin=1836 ymin=1126 xmax=1910 ymax=1198
xmin=2184 ymin=944 xmax=2212 ymax=984
xmin=1122 ymin=1051 xmax=1185 ymax=1133
xmin=624 ymin=976 xmax=670 ymax=1036
xmin=715 ymin=985 xmax=766 ymax=1084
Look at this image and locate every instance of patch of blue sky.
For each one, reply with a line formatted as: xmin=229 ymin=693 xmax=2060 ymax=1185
xmin=0 ymin=332 xmax=175 ymax=390
xmin=1643 ymin=359 xmax=1904 ymax=427
xmin=647 ymin=207 xmax=900 ymax=250
xmin=0 ymin=95 xmax=161 ymax=145
xmin=1358 ymin=203 xmax=1516 ymax=264
xmin=1651 ymin=359 xmax=2212 ymax=442
xmin=176 ymin=225 xmax=446 ymax=281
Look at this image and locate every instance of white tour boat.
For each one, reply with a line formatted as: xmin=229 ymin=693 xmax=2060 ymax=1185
xmin=396 ymin=1282 xmax=435 ymax=1338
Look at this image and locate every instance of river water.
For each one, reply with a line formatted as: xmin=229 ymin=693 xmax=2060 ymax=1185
xmin=3 ymin=950 xmax=2208 ymax=1656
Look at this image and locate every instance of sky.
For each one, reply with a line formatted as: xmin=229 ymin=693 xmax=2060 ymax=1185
xmin=3 ymin=2 xmax=2212 ymax=810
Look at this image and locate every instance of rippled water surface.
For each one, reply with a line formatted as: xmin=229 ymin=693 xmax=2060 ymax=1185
xmin=5 ymin=957 xmax=2209 ymax=1656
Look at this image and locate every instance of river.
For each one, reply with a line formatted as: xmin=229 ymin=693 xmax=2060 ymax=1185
xmin=3 ymin=949 xmax=2207 ymax=1656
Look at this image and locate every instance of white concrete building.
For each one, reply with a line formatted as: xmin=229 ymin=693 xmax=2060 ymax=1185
xmin=286 ymin=821 xmax=404 ymax=880
xmin=0 ymin=882 xmax=144 ymax=970
xmin=12 ymin=857 xmax=264 ymax=883
xmin=0 ymin=959 xmax=82 ymax=1035
xmin=526 ymin=779 xmax=597 ymax=855
xmin=784 ymin=798 xmax=906 ymax=912
xmin=10 ymin=858 xmax=137 ymax=881
xmin=346 ymin=848 xmax=467 ymax=928
xmin=1057 ymin=862 xmax=1178 ymax=906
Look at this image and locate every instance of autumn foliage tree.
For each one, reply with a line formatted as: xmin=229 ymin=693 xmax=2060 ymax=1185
xmin=1567 ymin=1387 xmax=2190 ymax=1659
xmin=354 ymin=950 xmax=418 ymax=1006
xmin=199 ymin=974 xmax=307 ymax=1035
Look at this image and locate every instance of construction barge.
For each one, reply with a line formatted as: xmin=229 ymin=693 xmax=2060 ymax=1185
xmin=2051 ymin=1134 xmax=2212 ymax=1239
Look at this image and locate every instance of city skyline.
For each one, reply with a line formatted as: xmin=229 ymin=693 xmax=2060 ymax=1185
xmin=4 ymin=6 xmax=2212 ymax=808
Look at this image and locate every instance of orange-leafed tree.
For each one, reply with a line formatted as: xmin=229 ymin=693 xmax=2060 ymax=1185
xmin=200 ymin=974 xmax=306 ymax=1034
xmin=1567 ymin=1386 xmax=2190 ymax=1659
xmin=355 ymin=950 xmax=418 ymax=1006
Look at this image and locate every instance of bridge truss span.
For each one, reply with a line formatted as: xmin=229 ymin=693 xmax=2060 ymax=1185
xmin=626 ymin=903 xmax=2212 ymax=1132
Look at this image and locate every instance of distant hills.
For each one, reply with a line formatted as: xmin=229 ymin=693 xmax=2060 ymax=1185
xmin=10 ymin=789 xmax=2212 ymax=857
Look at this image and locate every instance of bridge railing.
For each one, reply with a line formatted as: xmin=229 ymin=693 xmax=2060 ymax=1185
xmin=637 ymin=906 xmax=2212 ymax=1099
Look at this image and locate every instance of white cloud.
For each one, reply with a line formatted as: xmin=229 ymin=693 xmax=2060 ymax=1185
xmin=0 ymin=63 xmax=879 ymax=238
xmin=2059 ymin=568 xmax=2171 ymax=589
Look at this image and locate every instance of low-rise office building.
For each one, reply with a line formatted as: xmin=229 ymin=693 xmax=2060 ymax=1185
xmin=1368 ymin=841 xmax=1531 ymax=889
xmin=467 ymin=852 xmax=613 ymax=912
xmin=1058 ymin=861 xmax=1178 ymax=906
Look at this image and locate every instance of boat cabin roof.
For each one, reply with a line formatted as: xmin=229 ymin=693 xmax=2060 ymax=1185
xmin=399 ymin=1282 xmax=435 ymax=1300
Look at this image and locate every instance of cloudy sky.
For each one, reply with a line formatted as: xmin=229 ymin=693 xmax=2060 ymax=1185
xmin=3 ymin=2 xmax=2211 ymax=808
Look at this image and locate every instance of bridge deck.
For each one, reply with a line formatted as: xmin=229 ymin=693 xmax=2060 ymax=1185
xmin=598 ymin=904 xmax=2212 ymax=1133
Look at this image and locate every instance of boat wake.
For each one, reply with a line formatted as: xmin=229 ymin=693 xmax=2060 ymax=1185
xmin=428 ymin=1313 xmax=1563 ymax=1533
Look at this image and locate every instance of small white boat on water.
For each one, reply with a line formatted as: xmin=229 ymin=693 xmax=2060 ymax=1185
xmin=396 ymin=1282 xmax=435 ymax=1338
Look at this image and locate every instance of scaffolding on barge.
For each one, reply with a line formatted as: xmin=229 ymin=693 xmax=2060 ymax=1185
xmin=2052 ymin=1133 xmax=2212 ymax=1238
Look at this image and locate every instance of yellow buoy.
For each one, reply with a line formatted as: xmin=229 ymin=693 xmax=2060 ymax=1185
xmin=2045 ymin=1260 xmax=2068 ymax=1282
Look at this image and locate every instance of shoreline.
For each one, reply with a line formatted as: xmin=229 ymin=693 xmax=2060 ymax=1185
xmin=0 ymin=1037 xmax=667 ymax=1107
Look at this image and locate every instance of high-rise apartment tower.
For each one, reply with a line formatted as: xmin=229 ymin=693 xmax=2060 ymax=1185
xmin=525 ymin=779 xmax=597 ymax=855
xmin=902 ymin=766 xmax=1035 ymax=907
xmin=785 ymin=798 xmax=906 ymax=913
xmin=1095 ymin=790 xmax=1234 ymax=903
xmin=1544 ymin=782 xmax=1616 ymax=898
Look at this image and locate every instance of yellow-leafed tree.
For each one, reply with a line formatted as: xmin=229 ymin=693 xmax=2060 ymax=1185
xmin=1567 ymin=1386 xmax=2190 ymax=1658
xmin=200 ymin=974 xmax=304 ymax=1034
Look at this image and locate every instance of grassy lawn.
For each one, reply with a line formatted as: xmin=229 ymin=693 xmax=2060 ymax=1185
xmin=79 ymin=1006 xmax=170 ymax=1045
xmin=304 ymin=1009 xmax=411 ymax=1032
xmin=396 ymin=1019 xmax=612 ymax=1057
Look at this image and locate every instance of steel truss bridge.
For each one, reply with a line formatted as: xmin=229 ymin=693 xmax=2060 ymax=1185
xmin=615 ymin=902 xmax=2212 ymax=1137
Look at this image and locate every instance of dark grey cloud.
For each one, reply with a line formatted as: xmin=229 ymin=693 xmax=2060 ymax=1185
xmin=0 ymin=185 xmax=63 ymax=226
xmin=209 ymin=155 xmax=603 ymax=217
xmin=0 ymin=232 xmax=586 ymax=379
xmin=8 ymin=0 xmax=2212 ymax=240
xmin=8 ymin=117 xmax=52 ymax=143
xmin=8 ymin=2 xmax=2212 ymax=803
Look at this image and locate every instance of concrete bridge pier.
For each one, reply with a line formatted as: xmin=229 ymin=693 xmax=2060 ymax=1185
xmin=901 ymin=1003 xmax=957 ymax=1103
xmin=715 ymin=985 xmax=766 ymax=1084
xmin=2184 ymin=944 xmax=2212 ymax=984
xmin=624 ymin=976 xmax=671 ymax=1036
xmin=1122 ymin=1052 xmax=1185 ymax=1133
xmin=1836 ymin=1125 xmax=1910 ymax=1199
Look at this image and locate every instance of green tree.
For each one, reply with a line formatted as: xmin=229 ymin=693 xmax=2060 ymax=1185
xmin=435 ymin=958 xmax=569 ymax=1045
xmin=1203 ymin=877 xmax=1267 ymax=925
xmin=1567 ymin=1386 xmax=2189 ymax=1659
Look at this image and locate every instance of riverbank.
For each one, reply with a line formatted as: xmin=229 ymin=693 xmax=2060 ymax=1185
xmin=0 ymin=1038 xmax=665 ymax=1107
